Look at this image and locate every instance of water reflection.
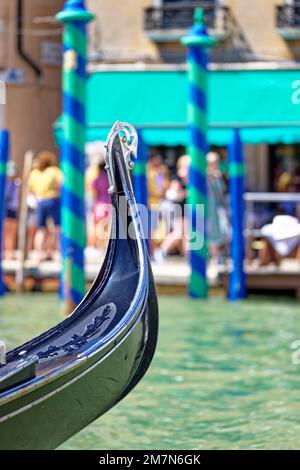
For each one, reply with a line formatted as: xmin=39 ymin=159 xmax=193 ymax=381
xmin=0 ymin=294 xmax=300 ymax=449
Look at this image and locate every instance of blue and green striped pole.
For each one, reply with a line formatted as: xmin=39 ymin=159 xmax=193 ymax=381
xmin=228 ymin=129 xmax=246 ymax=301
xmin=0 ymin=130 xmax=10 ymax=297
xmin=133 ymin=130 xmax=149 ymax=247
xmin=181 ymin=8 xmax=216 ymax=299
xmin=56 ymin=0 xmax=94 ymax=314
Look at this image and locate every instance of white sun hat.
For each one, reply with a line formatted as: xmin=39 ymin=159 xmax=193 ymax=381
xmin=261 ymin=215 xmax=300 ymax=256
xmin=261 ymin=215 xmax=300 ymax=241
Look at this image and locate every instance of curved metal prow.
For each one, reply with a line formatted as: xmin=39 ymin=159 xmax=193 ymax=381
xmin=105 ymin=121 xmax=138 ymax=196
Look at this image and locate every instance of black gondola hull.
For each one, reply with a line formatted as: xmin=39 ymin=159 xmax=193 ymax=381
xmin=0 ymin=123 xmax=159 ymax=450
xmin=0 ymin=268 xmax=158 ymax=450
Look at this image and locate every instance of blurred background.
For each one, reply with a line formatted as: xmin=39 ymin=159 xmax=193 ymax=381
xmin=2 ymin=1 xmax=300 ymax=297
xmin=1 ymin=0 xmax=300 ymax=450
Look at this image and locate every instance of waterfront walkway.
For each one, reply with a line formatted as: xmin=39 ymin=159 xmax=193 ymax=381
xmin=3 ymin=252 xmax=300 ymax=296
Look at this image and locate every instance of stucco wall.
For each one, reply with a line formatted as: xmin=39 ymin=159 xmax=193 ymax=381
xmin=0 ymin=0 xmax=64 ymax=165
xmin=225 ymin=0 xmax=294 ymax=60
xmin=87 ymin=0 xmax=158 ymax=61
xmin=86 ymin=0 xmax=299 ymax=62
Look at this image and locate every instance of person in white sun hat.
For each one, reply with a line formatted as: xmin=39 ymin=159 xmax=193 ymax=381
xmin=259 ymin=215 xmax=300 ymax=265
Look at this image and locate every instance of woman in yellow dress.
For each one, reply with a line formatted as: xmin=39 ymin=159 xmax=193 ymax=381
xmin=28 ymin=151 xmax=62 ymax=261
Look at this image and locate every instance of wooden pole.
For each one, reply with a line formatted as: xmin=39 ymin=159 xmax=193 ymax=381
xmin=15 ymin=150 xmax=34 ymax=292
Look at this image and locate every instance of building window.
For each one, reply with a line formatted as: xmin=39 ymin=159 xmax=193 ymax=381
xmin=144 ymin=1 xmax=230 ymax=43
xmin=276 ymin=1 xmax=300 ymax=38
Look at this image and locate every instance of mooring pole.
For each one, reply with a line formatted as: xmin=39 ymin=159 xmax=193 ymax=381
xmin=56 ymin=0 xmax=94 ymax=314
xmin=0 ymin=130 xmax=10 ymax=297
xmin=181 ymin=8 xmax=216 ymax=299
xmin=228 ymin=129 xmax=246 ymax=300
xmin=133 ymin=130 xmax=149 ymax=246
xmin=16 ymin=150 xmax=34 ymax=292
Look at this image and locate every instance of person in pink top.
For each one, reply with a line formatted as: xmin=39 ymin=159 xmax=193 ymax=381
xmin=92 ymin=162 xmax=112 ymax=251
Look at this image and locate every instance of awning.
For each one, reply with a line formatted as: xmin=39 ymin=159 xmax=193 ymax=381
xmin=54 ymin=68 xmax=300 ymax=146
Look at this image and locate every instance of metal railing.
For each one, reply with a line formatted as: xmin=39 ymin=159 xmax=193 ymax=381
xmin=144 ymin=2 xmax=230 ymax=34
xmin=276 ymin=3 xmax=300 ymax=28
xmin=244 ymin=192 xmax=300 ymax=239
xmin=244 ymin=192 xmax=300 ymax=203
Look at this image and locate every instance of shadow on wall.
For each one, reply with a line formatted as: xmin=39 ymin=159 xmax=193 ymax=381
xmin=154 ymin=11 xmax=256 ymax=64
xmin=211 ymin=11 xmax=255 ymax=63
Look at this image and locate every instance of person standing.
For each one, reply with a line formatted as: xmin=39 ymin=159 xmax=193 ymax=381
xmin=147 ymin=153 xmax=170 ymax=251
xmin=92 ymin=160 xmax=111 ymax=253
xmin=3 ymin=162 xmax=21 ymax=260
xmin=153 ymin=155 xmax=189 ymax=263
xmin=28 ymin=151 xmax=62 ymax=261
xmin=147 ymin=154 xmax=169 ymax=206
xmin=85 ymin=141 xmax=106 ymax=250
xmin=207 ymin=151 xmax=230 ymax=263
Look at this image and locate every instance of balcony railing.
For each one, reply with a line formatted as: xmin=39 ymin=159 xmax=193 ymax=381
xmin=144 ymin=2 xmax=230 ymax=42
xmin=276 ymin=3 xmax=300 ymax=39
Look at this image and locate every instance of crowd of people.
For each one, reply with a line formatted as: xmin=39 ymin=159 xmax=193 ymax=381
xmin=2 ymin=148 xmax=112 ymax=263
xmin=257 ymin=164 xmax=300 ymax=266
xmin=148 ymin=151 xmax=230 ymax=264
xmin=2 ymin=145 xmax=231 ymax=265
xmin=4 ymin=143 xmax=300 ymax=268
xmin=3 ymin=151 xmax=62 ymax=262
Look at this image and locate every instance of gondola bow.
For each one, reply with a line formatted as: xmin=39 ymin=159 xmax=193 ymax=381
xmin=0 ymin=122 xmax=159 ymax=450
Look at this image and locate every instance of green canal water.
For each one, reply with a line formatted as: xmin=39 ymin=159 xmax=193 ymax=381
xmin=1 ymin=293 xmax=300 ymax=449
